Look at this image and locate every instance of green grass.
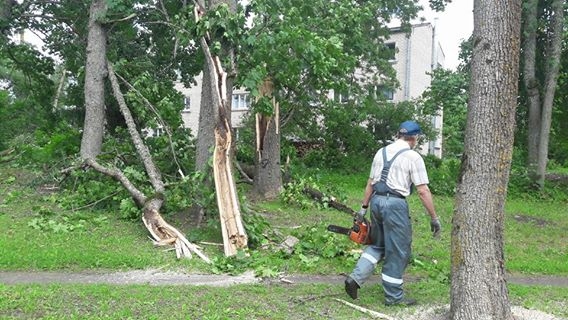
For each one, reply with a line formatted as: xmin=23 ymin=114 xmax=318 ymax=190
xmin=1 ymin=165 xmax=568 ymax=319
xmin=1 ymin=282 xmax=566 ymax=319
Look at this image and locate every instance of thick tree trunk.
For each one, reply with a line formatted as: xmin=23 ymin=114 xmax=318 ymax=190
xmin=194 ymin=0 xmax=236 ymax=226
xmin=195 ymin=62 xmax=217 ymax=172
xmin=195 ymin=0 xmax=236 ymax=173
xmin=195 ymin=2 xmax=247 ymax=256
xmin=450 ymin=0 xmax=521 ymax=319
xmin=253 ymin=80 xmax=282 ymax=199
xmin=80 ymin=0 xmax=107 ymax=159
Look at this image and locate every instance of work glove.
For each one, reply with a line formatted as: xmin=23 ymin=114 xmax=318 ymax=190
xmin=355 ymin=207 xmax=367 ymax=223
xmin=430 ymin=218 xmax=441 ymax=238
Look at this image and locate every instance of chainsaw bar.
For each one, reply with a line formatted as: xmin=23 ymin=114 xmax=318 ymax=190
xmin=327 ymin=224 xmax=351 ymax=236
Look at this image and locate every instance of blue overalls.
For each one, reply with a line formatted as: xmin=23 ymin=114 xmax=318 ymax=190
xmin=349 ymin=147 xmax=412 ymax=304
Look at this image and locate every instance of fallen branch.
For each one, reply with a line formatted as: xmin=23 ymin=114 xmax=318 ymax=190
xmin=303 ymin=187 xmax=356 ymax=216
xmin=334 ymin=298 xmax=395 ymax=320
xmin=235 ymin=161 xmax=253 ymax=184
xmin=79 ymin=61 xmax=211 ymax=263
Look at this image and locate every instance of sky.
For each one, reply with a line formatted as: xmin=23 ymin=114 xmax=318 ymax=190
xmin=417 ymin=0 xmax=474 ymax=70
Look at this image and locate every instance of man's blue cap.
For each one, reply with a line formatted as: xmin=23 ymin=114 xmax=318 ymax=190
xmin=398 ymin=120 xmax=422 ymax=136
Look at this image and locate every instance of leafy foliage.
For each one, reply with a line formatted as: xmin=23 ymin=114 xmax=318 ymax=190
xmin=420 ymin=68 xmax=469 ymax=158
xmin=423 ymin=155 xmax=460 ymax=196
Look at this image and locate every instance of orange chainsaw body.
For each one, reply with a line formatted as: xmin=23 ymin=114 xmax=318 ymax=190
xmin=349 ymin=220 xmax=372 ymax=245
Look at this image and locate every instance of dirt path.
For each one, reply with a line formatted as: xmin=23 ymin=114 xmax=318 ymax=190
xmin=2 ymin=270 xmax=568 ymax=287
xmin=2 ymin=270 xmax=566 ymax=320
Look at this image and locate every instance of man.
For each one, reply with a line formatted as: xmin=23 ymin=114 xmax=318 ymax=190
xmin=344 ymin=120 xmax=441 ymax=306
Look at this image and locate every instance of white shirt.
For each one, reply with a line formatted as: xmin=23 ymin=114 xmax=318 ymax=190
xmin=369 ymin=139 xmax=430 ymax=197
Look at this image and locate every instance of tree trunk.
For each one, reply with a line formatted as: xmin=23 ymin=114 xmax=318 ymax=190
xmin=253 ymin=79 xmax=282 ymax=199
xmin=450 ymin=0 xmax=521 ymax=319
xmin=535 ymin=0 xmax=564 ymax=188
xmin=195 ymin=61 xmax=218 ymax=172
xmin=522 ymin=0 xmax=540 ymax=180
xmin=523 ymin=0 xmax=564 ymax=189
xmin=195 ymin=0 xmax=236 ymax=172
xmin=194 ymin=0 xmax=236 ymax=226
xmin=80 ymin=0 xmax=107 ymax=159
xmin=195 ymin=2 xmax=247 ymax=256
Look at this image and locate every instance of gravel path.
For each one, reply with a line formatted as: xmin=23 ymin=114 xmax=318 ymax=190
xmin=2 ymin=270 xmax=568 ymax=287
xmin=1 ymin=270 xmax=566 ymax=319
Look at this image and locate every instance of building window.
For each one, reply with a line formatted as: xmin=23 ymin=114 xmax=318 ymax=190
xmin=232 ymin=93 xmax=250 ymax=110
xmin=333 ymin=90 xmax=349 ymax=104
xmin=376 ymin=85 xmax=394 ymax=101
xmin=182 ymin=96 xmax=191 ymax=112
xmin=385 ymin=42 xmax=396 ymax=61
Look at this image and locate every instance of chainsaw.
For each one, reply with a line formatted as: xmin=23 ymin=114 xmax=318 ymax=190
xmin=327 ymin=217 xmax=372 ymax=245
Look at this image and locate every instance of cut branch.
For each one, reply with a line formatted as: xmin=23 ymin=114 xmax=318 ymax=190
xmin=334 ymin=299 xmax=395 ymax=320
xmin=303 ymin=187 xmax=356 ymax=216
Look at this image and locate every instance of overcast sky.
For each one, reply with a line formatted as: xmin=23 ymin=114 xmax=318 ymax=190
xmin=417 ymin=0 xmax=474 ymax=70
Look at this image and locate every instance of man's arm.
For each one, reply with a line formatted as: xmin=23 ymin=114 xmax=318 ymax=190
xmin=361 ymin=178 xmax=374 ymax=208
xmin=416 ymin=184 xmax=441 ymax=237
xmin=415 ymin=184 xmax=437 ymax=219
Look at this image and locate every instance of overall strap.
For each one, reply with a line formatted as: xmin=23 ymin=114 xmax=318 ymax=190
xmin=379 ymin=148 xmax=410 ymax=182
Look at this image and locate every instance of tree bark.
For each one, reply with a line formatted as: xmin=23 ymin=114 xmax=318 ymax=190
xmin=195 ymin=3 xmax=247 ymax=256
xmin=194 ymin=0 xmax=237 ymax=226
xmin=80 ymin=0 xmax=107 ymax=160
xmin=253 ymin=79 xmax=282 ymax=200
xmin=84 ymin=61 xmax=211 ymax=263
xmin=523 ymin=0 xmax=564 ymax=188
xmin=450 ymin=0 xmax=521 ymax=319
xmin=195 ymin=0 xmax=236 ymax=173
xmin=522 ymin=0 xmax=540 ymax=179
xmin=195 ymin=61 xmax=217 ymax=172
xmin=535 ymin=0 xmax=564 ymax=188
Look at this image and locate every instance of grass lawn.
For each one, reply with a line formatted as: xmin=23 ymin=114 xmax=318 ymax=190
xmin=1 ymin=165 xmax=567 ymax=319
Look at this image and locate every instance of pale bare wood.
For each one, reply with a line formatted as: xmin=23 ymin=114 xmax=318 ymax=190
xmin=195 ymin=3 xmax=248 ymax=256
xmin=334 ymin=299 xmax=395 ymax=320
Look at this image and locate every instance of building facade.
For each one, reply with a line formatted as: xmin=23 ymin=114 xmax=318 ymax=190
xmin=387 ymin=22 xmax=445 ymax=157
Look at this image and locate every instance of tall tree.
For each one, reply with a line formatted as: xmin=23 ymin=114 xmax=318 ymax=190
xmin=195 ymin=0 xmax=238 ymax=173
xmin=194 ymin=1 xmax=247 ymax=255
xmin=80 ymin=0 xmax=108 ymax=159
xmin=237 ymin=0 xmax=429 ymax=199
xmin=522 ymin=0 xmax=565 ymax=188
xmin=450 ymin=0 xmax=521 ymax=319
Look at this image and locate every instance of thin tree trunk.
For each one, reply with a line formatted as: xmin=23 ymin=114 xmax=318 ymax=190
xmin=80 ymin=0 xmax=107 ymax=159
xmin=522 ymin=0 xmax=540 ymax=180
xmin=535 ymin=0 xmax=564 ymax=188
xmin=450 ymin=0 xmax=521 ymax=319
xmin=253 ymin=79 xmax=282 ymax=200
